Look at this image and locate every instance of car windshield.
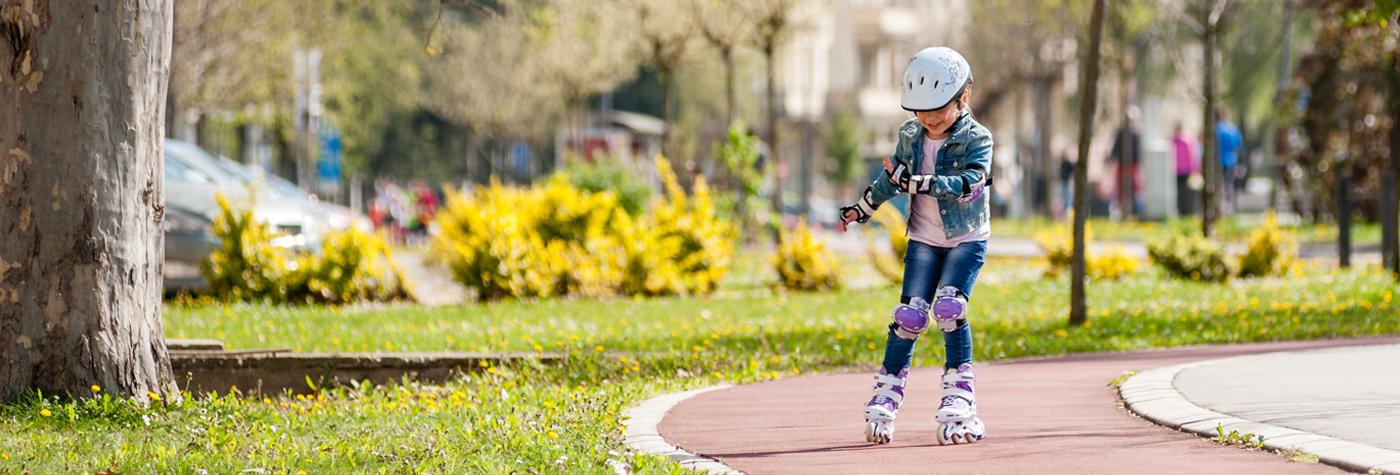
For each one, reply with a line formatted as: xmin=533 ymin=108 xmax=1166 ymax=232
xmin=164 ymin=150 xmax=216 ymax=184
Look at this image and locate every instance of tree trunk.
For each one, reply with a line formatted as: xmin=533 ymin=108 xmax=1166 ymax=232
xmin=1071 ymin=0 xmax=1106 ymax=327
xmin=1385 ymin=45 xmax=1400 ymax=276
xmin=1117 ymin=66 xmax=1133 ymax=221
xmin=1201 ymin=4 xmax=1219 ymax=238
xmin=722 ymin=46 xmax=736 ymax=126
xmin=660 ymin=63 xmax=673 ymax=160
xmin=765 ymin=44 xmax=782 ymax=223
xmin=1034 ymin=75 xmax=1055 ymax=217
xmin=1 ymin=0 xmax=176 ymax=402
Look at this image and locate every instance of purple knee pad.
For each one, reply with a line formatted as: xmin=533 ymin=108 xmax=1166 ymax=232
xmin=932 ymin=286 xmax=967 ymax=332
xmin=891 ymin=297 xmax=930 ymax=339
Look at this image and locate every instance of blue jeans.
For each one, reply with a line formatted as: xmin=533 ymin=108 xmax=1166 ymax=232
xmin=882 ymin=240 xmax=986 ymax=373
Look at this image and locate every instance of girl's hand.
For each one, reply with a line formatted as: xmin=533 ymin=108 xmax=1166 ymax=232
xmin=883 ymin=156 xmax=895 ymax=176
xmin=837 ymin=209 xmax=854 ymax=233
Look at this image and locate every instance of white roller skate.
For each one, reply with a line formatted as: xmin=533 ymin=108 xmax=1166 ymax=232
xmin=935 ymin=363 xmax=986 ymax=445
xmin=863 ymin=367 xmax=908 ymax=444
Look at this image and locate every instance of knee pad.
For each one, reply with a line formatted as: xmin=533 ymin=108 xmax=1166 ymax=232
xmin=932 ymin=286 xmax=968 ymax=333
xmin=891 ymin=297 xmax=930 ymax=340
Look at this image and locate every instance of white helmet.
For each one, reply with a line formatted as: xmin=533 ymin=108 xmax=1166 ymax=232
xmin=901 ymin=47 xmax=972 ymax=112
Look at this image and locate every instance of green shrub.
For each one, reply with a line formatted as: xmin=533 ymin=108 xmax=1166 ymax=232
xmin=772 ymin=221 xmax=841 ymax=291
xmin=1238 ymin=212 xmax=1297 ymax=278
xmin=1147 ymin=234 xmax=1236 ymax=282
xmin=432 ymin=156 xmax=735 ymax=300
xmin=201 ymin=194 xmax=407 ymax=304
xmin=563 ymin=154 xmax=651 ymax=215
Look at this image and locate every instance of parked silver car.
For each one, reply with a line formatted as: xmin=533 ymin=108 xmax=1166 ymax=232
xmin=163 ymin=139 xmax=367 ymax=292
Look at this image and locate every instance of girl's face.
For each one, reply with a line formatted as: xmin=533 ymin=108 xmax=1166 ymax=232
xmin=914 ymin=91 xmax=967 ymax=139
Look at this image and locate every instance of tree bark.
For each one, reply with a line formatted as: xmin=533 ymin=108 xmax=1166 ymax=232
xmin=1385 ymin=45 xmax=1400 ymax=276
xmin=765 ymin=44 xmax=781 ymax=222
xmin=1 ymin=0 xmax=177 ymax=402
xmin=1200 ymin=2 xmax=1220 ymax=238
xmin=1071 ymin=0 xmax=1106 ymax=327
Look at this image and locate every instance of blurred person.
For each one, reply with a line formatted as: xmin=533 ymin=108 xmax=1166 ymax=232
xmin=1172 ymin=123 xmax=1199 ymax=216
xmin=1058 ymin=150 xmax=1075 ymax=219
xmin=837 ymin=47 xmax=989 ymax=446
xmin=1216 ymin=108 xmax=1244 ymax=214
xmin=1108 ymin=108 xmax=1142 ymax=219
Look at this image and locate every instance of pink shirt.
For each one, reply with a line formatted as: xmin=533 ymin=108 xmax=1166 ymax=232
xmin=1173 ymin=133 xmax=1197 ymax=176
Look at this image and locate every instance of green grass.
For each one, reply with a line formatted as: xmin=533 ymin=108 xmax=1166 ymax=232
xmin=3 ymin=261 xmax=1399 ymax=472
xmin=992 ymin=215 xmax=1381 ymax=245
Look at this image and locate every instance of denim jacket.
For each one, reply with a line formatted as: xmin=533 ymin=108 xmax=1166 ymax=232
xmin=861 ymin=113 xmax=993 ymax=240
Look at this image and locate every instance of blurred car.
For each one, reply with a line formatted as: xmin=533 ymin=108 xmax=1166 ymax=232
xmin=162 ymin=139 xmax=368 ymax=292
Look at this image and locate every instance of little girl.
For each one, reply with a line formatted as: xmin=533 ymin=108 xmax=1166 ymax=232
xmin=838 ymin=46 xmax=992 ymax=446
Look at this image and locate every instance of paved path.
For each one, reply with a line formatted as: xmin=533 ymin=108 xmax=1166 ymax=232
xmin=658 ymin=338 xmax=1400 ymax=474
xmin=1175 ymin=343 xmax=1400 ymax=452
xmin=391 ymin=247 xmax=467 ymax=306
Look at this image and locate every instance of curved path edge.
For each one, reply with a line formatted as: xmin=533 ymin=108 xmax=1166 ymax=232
xmin=1120 ymin=354 xmax=1400 ymax=474
xmin=624 ymin=384 xmax=743 ymax=474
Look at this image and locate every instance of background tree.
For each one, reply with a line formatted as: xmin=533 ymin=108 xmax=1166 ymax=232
xmin=428 ymin=1 xmax=560 ymax=183
xmin=745 ymin=0 xmax=796 ymax=220
xmin=693 ymin=0 xmax=752 ymax=126
xmin=1 ymin=0 xmax=177 ymax=402
xmin=1072 ymin=0 xmax=1107 ymax=326
xmin=633 ymin=0 xmax=695 ymax=159
xmin=967 ymin=0 xmax=1084 ymax=217
xmin=1105 ymin=0 xmax=1156 ymax=221
xmin=824 ymin=108 xmax=865 ymax=200
xmin=531 ymin=0 xmax=638 ymax=169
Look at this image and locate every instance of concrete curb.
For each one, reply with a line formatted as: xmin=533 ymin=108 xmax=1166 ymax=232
xmin=623 ymin=384 xmax=742 ymax=474
xmin=1120 ymin=357 xmax=1400 ymax=474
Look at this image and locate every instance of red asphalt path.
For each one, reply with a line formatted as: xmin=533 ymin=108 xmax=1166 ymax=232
xmin=659 ymin=338 xmax=1400 ymax=474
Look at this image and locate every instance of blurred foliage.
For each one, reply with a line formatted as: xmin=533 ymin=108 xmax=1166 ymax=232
xmin=771 ymin=221 xmax=842 ymax=291
xmin=1237 ymin=212 xmax=1299 ymax=278
xmin=717 ymin=123 xmax=768 ymax=236
xmin=1087 ymin=248 xmax=1140 ymax=281
xmin=202 ymin=194 xmax=290 ymax=301
xmin=432 ymin=156 xmax=734 ymax=300
xmin=824 ymin=109 xmax=865 ymax=199
xmin=563 ymin=155 xmax=653 ymax=215
xmin=1034 ymin=224 xmax=1138 ymax=280
xmin=201 ymin=194 xmax=407 ymax=304
xmin=1147 ymin=233 xmax=1237 ymax=282
xmin=1280 ymin=0 xmax=1398 ymax=221
xmin=865 ymin=206 xmax=908 ymax=286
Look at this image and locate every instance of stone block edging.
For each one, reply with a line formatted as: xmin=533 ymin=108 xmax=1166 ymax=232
xmin=623 ymin=384 xmax=741 ymax=474
xmin=1120 ymin=358 xmax=1400 ymax=474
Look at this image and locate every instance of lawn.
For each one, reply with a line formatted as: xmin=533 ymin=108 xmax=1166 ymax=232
xmin=3 ymin=259 xmax=1398 ymax=473
xmin=992 ymin=215 xmax=1382 ymax=245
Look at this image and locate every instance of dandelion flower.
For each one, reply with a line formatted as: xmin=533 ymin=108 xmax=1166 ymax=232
xmin=39 ymin=409 xmax=51 ymax=417
xmin=90 ymin=385 xmax=101 ymax=393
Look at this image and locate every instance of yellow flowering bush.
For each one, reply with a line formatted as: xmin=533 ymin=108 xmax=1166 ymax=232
xmin=1237 ymin=212 xmax=1297 ymax=278
xmin=203 ymin=194 xmax=289 ymax=301
xmin=294 ymin=227 xmax=410 ymax=304
xmin=1147 ymin=233 xmax=1236 ymax=282
xmin=865 ymin=206 xmax=908 ymax=285
xmin=201 ymin=194 xmax=407 ymax=304
xmin=1086 ymin=248 xmax=1139 ymax=281
xmin=432 ymin=156 xmax=735 ymax=300
xmin=772 ymin=220 xmax=842 ymax=291
xmin=1033 ymin=224 xmax=1135 ymax=280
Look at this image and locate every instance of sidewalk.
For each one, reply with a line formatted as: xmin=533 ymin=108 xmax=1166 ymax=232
xmin=654 ymin=338 xmax=1400 ymax=474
